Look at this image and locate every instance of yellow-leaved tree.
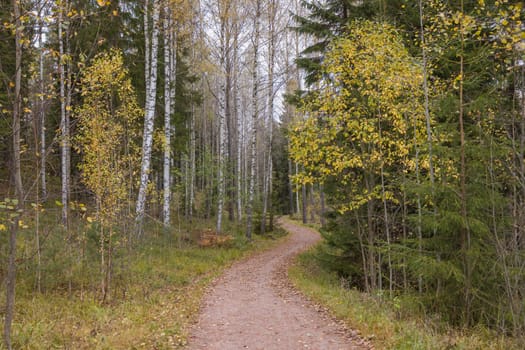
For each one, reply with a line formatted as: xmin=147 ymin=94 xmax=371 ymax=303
xmin=75 ymin=49 xmax=142 ymax=301
xmin=289 ymin=20 xmax=428 ymax=292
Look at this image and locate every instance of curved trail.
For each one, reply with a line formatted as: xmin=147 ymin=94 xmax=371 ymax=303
xmin=187 ymin=218 xmax=368 ymax=350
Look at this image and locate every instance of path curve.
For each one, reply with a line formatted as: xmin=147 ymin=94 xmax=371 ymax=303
xmin=187 ymin=217 xmax=368 ymax=350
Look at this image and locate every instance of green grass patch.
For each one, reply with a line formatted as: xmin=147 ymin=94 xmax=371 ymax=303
xmin=3 ymin=221 xmax=285 ymax=350
xmin=288 ymin=246 xmax=523 ymax=350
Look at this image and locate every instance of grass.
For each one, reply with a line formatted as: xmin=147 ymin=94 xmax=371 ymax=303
xmin=2 ymin=218 xmax=286 ymax=350
xmin=288 ymin=246 xmax=523 ymax=350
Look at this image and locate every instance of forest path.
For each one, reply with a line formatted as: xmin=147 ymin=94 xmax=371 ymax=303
xmin=187 ymin=217 xmax=368 ymax=350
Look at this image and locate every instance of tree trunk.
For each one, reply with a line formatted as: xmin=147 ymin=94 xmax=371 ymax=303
xmin=377 ymin=112 xmax=393 ymax=296
xmin=189 ymin=93 xmax=196 ymax=222
xmin=246 ymin=0 xmax=260 ymax=240
xmin=216 ymin=27 xmax=227 ymax=234
xmin=365 ymin=173 xmax=376 ymax=290
xmin=162 ymin=5 xmax=175 ymax=227
xmin=458 ymin=0 xmax=471 ymax=325
xmin=295 ymin=163 xmax=300 ymax=216
xmin=319 ymin=184 xmax=325 ymax=227
xmin=301 ymin=182 xmax=307 ymax=224
xmin=39 ymin=12 xmax=47 ymax=200
xmin=309 ymin=184 xmax=315 ymax=222
xmin=412 ymin=116 xmax=423 ymax=293
xmin=5 ymin=0 xmax=23 ymax=346
xmin=136 ymin=0 xmax=161 ymax=233
xmin=234 ymin=24 xmax=242 ymax=222
xmin=288 ymin=159 xmax=294 ymax=214
xmin=261 ymin=0 xmax=276 ymax=234
xmin=58 ymin=0 xmax=69 ymax=227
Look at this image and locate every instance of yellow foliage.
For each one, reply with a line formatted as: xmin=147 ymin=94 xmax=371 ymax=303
xmin=75 ymin=49 xmax=142 ymax=225
xmin=96 ymin=0 xmax=110 ymax=7
xmin=289 ymin=20 xmax=429 ymax=214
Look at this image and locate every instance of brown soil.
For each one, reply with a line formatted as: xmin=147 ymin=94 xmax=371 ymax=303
xmin=187 ymin=217 xmax=370 ymax=350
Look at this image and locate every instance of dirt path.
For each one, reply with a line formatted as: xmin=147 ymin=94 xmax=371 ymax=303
xmin=187 ymin=218 xmax=369 ymax=350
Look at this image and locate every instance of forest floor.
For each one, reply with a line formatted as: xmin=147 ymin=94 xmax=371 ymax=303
xmin=187 ymin=217 xmax=370 ymax=350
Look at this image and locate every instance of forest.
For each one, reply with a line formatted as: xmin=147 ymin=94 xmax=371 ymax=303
xmin=1 ymin=0 xmax=525 ymax=348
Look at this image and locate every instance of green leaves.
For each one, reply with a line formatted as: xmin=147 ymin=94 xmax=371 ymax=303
xmin=0 ymin=197 xmax=22 ymax=229
xmin=290 ymin=20 xmax=427 ymax=213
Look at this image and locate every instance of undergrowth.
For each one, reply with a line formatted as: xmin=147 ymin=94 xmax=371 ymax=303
xmin=288 ymin=245 xmax=524 ymax=350
xmin=1 ymin=217 xmax=285 ymax=349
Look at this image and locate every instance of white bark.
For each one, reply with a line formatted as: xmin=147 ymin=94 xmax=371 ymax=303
xmin=216 ymin=0 xmax=233 ymax=233
xmin=216 ymin=72 xmax=227 ymax=233
xmin=58 ymin=0 xmax=69 ymax=227
xmin=39 ymin=14 xmax=46 ymax=200
xmin=189 ymin=30 xmax=197 ymax=221
xmin=144 ymin=0 xmax=150 ymax=92
xmin=162 ymin=5 xmax=174 ymax=227
xmin=136 ymin=0 xmax=161 ymax=231
xmin=295 ymin=162 xmax=300 ymax=216
xmin=261 ymin=0 xmax=276 ymax=234
xmin=293 ymin=7 xmax=303 ymax=220
xmin=189 ymin=101 xmax=196 ymax=220
xmin=234 ymin=25 xmax=242 ymax=222
xmin=246 ymin=0 xmax=260 ymax=239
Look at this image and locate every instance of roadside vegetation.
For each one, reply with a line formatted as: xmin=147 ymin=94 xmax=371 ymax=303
xmin=289 ymin=244 xmax=524 ymax=350
xmin=2 ymin=215 xmax=285 ymax=349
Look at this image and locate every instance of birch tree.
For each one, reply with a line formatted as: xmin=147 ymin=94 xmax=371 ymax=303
xmin=260 ymin=0 xmax=277 ymax=234
xmin=246 ymin=0 xmax=260 ymax=239
xmin=4 ymin=0 xmax=23 ymax=347
xmin=38 ymin=4 xmax=47 ymax=200
xmin=162 ymin=1 xmax=176 ymax=227
xmin=136 ymin=0 xmax=161 ymax=232
xmin=76 ymin=49 xmax=142 ymax=301
xmin=58 ymin=0 xmax=70 ymax=227
xmin=212 ymin=0 xmax=237 ymax=233
xmin=216 ymin=51 xmax=227 ymax=233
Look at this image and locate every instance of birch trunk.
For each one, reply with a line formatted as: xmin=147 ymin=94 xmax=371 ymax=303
xmin=226 ymin=56 xmax=234 ymax=223
xmin=144 ymin=0 xmax=150 ymax=91
xmin=39 ymin=14 xmax=46 ymax=200
xmin=58 ymin=0 xmax=69 ymax=227
xmin=293 ymin=12 xmax=305 ymax=223
xmin=136 ymin=0 xmax=161 ymax=232
xmin=246 ymin=0 xmax=260 ymax=239
xmin=261 ymin=0 xmax=276 ymax=234
xmin=301 ymin=180 xmax=307 ymax=224
xmin=234 ymin=25 xmax=242 ymax=222
xmin=412 ymin=116 xmax=423 ymax=293
xmin=189 ymin=101 xmax=196 ymax=221
xmin=235 ymin=80 xmax=242 ymax=222
xmin=5 ymin=0 xmax=23 ymax=347
xmin=319 ymin=184 xmax=325 ymax=227
xmin=162 ymin=5 xmax=174 ymax=227
xmin=309 ymin=185 xmax=315 ymax=222
xmin=217 ymin=99 xmax=226 ymax=233
xmin=216 ymin=30 xmax=227 ymax=234
xmin=378 ymin=112 xmax=393 ymax=296
xmin=295 ymin=163 xmax=300 ymax=216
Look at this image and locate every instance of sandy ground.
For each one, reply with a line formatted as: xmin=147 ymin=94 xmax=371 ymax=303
xmin=187 ymin=218 xmax=370 ymax=350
